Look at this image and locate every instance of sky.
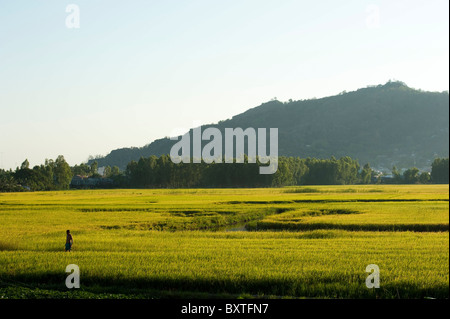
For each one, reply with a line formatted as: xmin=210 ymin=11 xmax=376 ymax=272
xmin=0 ymin=0 xmax=448 ymax=170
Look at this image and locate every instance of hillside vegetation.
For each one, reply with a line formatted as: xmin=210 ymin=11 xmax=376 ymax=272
xmin=91 ymin=81 xmax=449 ymax=171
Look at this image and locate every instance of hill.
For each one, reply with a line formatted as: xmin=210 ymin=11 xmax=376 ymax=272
xmin=90 ymin=81 xmax=449 ymax=172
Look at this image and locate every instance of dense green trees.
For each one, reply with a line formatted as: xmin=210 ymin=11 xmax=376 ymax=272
xmin=431 ymin=158 xmax=449 ymax=184
xmin=403 ymin=167 xmax=420 ymax=184
xmin=419 ymin=172 xmax=431 ymax=184
xmin=54 ymin=155 xmax=73 ymax=189
xmin=1 ymin=155 xmax=447 ymax=192
xmin=301 ymin=157 xmax=361 ymax=185
xmin=124 ymin=155 xmax=446 ymax=188
xmin=71 ymin=163 xmax=91 ymax=176
xmin=6 ymin=156 xmax=73 ymax=191
xmin=360 ymin=163 xmax=373 ymax=184
xmin=124 ymin=155 xmax=369 ymax=188
xmin=385 ymin=158 xmax=448 ymax=184
xmin=0 ymin=169 xmax=22 ymax=192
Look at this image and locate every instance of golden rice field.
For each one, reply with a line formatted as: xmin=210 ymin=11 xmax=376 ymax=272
xmin=0 ymin=185 xmax=448 ymax=299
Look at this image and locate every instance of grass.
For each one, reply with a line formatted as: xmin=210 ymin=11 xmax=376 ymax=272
xmin=0 ymin=185 xmax=448 ymax=299
xmin=249 ymin=201 xmax=449 ymax=232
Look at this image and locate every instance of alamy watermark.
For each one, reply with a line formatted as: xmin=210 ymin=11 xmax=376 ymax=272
xmin=65 ymin=4 xmax=80 ymax=29
xmin=65 ymin=264 xmax=80 ymax=288
xmin=366 ymin=264 xmax=380 ymax=288
xmin=169 ymin=127 xmax=279 ymax=174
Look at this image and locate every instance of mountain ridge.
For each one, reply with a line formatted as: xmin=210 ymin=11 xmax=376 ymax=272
xmin=89 ymin=81 xmax=449 ymax=171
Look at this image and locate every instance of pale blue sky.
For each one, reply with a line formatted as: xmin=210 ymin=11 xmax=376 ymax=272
xmin=0 ymin=0 xmax=448 ymax=169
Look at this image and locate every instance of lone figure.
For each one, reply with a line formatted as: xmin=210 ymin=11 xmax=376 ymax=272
xmin=65 ymin=230 xmax=73 ymax=252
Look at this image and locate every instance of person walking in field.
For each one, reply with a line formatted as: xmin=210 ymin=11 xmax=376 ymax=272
xmin=65 ymin=230 xmax=73 ymax=252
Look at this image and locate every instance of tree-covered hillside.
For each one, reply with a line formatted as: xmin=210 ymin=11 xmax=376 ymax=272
xmin=90 ymin=81 xmax=449 ymax=171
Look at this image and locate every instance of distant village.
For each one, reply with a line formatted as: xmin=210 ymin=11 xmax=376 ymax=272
xmin=70 ymin=167 xmax=114 ymax=189
xmin=70 ymin=175 xmax=114 ymax=189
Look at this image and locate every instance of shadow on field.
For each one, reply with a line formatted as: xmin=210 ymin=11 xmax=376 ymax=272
xmin=0 ymin=241 xmax=19 ymax=251
xmin=248 ymin=222 xmax=450 ymax=232
xmin=222 ymin=199 xmax=449 ymax=205
xmin=1 ymin=273 xmax=448 ymax=299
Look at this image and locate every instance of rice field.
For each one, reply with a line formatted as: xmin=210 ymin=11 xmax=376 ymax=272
xmin=248 ymin=201 xmax=449 ymax=232
xmin=0 ymin=185 xmax=448 ymax=299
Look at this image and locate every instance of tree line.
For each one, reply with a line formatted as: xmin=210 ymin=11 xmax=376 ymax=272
xmin=126 ymin=155 xmax=365 ymax=188
xmin=0 ymin=156 xmax=122 ymax=192
xmin=0 ymin=156 xmax=72 ymax=192
xmin=0 ymin=155 xmax=448 ymax=192
xmin=124 ymin=156 xmax=448 ymax=188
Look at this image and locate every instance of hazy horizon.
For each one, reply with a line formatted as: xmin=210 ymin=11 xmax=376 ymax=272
xmin=1 ymin=0 xmax=449 ymax=170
